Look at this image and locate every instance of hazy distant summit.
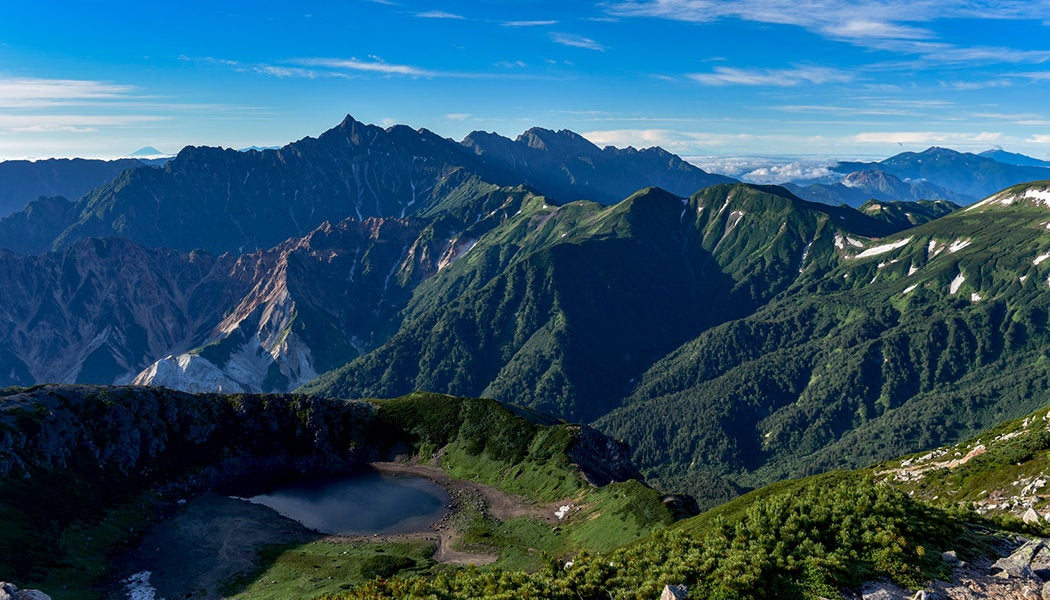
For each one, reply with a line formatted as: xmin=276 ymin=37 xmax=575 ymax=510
xmin=979 ymin=148 xmax=1050 ymax=168
xmin=128 ymin=146 xmax=167 ymax=157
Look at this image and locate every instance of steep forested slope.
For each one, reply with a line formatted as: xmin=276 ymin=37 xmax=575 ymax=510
xmin=597 ymin=181 xmax=1050 ymax=502
xmin=303 ymin=184 xmax=908 ymax=421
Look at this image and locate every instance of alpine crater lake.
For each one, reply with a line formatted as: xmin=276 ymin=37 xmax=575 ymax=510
xmin=239 ymin=470 xmax=451 ymax=535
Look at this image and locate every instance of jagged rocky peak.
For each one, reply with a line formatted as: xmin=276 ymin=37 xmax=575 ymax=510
xmin=517 ymin=127 xmax=600 ymax=155
xmin=460 ymin=129 xmax=518 ymax=155
xmin=311 ymin=113 xmax=392 ymax=148
xmin=842 ymin=169 xmax=898 ymax=188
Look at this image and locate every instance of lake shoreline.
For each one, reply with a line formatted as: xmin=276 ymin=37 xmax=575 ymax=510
xmin=108 ymin=460 xmax=543 ymax=599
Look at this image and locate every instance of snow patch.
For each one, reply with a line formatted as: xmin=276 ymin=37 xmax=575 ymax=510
xmin=927 ymin=239 xmax=944 ymax=258
xmin=726 ymin=210 xmax=745 ymax=230
xmin=846 ymin=236 xmax=865 ymax=248
xmin=903 ymin=283 xmax=919 ymax=294
xmin=1035 ymin=253 xmax=1050 ymax=266
xmin=717 ymin=192 xmax=734 ymax=215
xmin=1025 ymin=188 xmax=1050 ymax=206
xmin=126 ymin=571 xmax=162 ymax=600
xmin=949 ymin=273 xmax=965 ymax=295
xmin=851 ymin=237 xmax=912 ymax=259
xmin=971 ymin=293 xmax=982 ymax=302
xmin=555 ymin=504 xmax=574 ymax=520
xmin=834 ymin=233 xmax=845 ymax=249
xmin=949 ymin=239 xmax=971 ymax=253
xmin=798 ymin=240 xmax=813 ymax=273
xmin=908 ymin=264 xmax=919 ymax=276
xmin=1021 ymin=275 xmax=1029 ymax=283
xmin=967 ymin=186 xmax=1050 ymax=211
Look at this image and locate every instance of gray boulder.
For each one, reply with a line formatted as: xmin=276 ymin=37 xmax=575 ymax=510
xmin=991 ymin=539 xmax=1050 ymax=580
xmin=0 ymin=583 xmax=51 ymax=600
xmin=661 ymin=584 xmax=688 ymax=599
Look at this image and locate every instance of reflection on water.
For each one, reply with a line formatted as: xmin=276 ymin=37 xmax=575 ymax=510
xmin=240 ymin=471 xmax=449 ymax=535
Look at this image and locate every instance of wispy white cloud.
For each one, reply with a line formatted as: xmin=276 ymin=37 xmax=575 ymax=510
xmin=774 ymin=98 xmax=955 ymax=116
xmin=688 ymin=66 xmax=853 ymax=86
xmin=0 ymin=77 xmax=136 ymax=108
xmin=822 ymin=19 xmax=930 ymax=41
xmin=774 ymin=104 xmax=915 ymax=116
xmin=445 ymin=113 xmax=471 ymax=120
xmin=503 ymin=20 xmax=558 ymax=27
xmin=415 ymin=10 xmax=465 ymax=19
xmin=608 ymin=0 xmax=1050 ymax=64
xmin=0 ymin=114 xmax=166 ymax=133
xmin=1013 ymin=71 xmax=1050 ymax=81
xmin=550 ymin=33 xmax=607 ymax=51
xmin=581 ymin=128 xmax=781 ymax=153
xmin=190 ymin=55 xmax=438 ymax=78
xmin=0 ymin=77 xmax=177 ymax=138
xmin=884 ymin=43 xmax=1050 ymax=64
xmin=1026 ymin=134 xmax=1050 ymax=144
xmin=255 ymin=65 xmax=319 ymax=79
xmin=295 ymin=57 xmax=434 ymax=77
xmin=203 ymin=55 xmax=555 ymax=82
xmin=944 ymin=78 xmax=1013 ymax=90
xmin=968 ymin=112 xmax=1050 ymax=126
xmin=853 ymin=131 xmax=1004 ymax=145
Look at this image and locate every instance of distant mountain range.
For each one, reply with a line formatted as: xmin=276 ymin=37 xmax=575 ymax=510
xmin=0 ymin=115 xmax=732 ymax=256
xmin=3 ymin=115 xmax=1050 ymax=507
xmin=979 ymin=148 xmax=1050 ymax=167
xmin=0 ymin=157 xmax=145 ymax=218
xmin=831 ymin=146 xmax=1050 ymax=200
xmin=784 ymin=169 xmax=974 ymax=207
xmin=4 ymin=132 xmax=1047 ymax=230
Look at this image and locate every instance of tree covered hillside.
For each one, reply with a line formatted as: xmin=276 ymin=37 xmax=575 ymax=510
xmin=598 ymin=182 xmax=1050 ymax=503
xmin=303 ymin=184 xmax=907 ymax=422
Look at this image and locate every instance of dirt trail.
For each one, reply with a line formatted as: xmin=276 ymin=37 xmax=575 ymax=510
xmin=369 ymin=461 xmax=545 ymax=565
xmin=371 ymin=461 xmax=541 ymax=520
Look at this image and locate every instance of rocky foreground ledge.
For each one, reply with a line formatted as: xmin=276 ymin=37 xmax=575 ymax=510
xmin=0 ymin=582 xmax=50 ymax=600
xmin=856 ymin=538 xmax=1050 ymax=600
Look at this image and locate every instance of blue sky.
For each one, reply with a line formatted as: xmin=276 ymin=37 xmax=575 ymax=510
xmin=2 ymin=0 xmax=1050 ymax=166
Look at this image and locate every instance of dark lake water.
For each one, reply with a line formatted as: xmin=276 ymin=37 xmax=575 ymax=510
xmin=240 ymin=471 xmax=450 ymax=535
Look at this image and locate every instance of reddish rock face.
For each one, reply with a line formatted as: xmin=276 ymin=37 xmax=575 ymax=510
xmin=0 ymin=215 xmax=446 ymax=392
